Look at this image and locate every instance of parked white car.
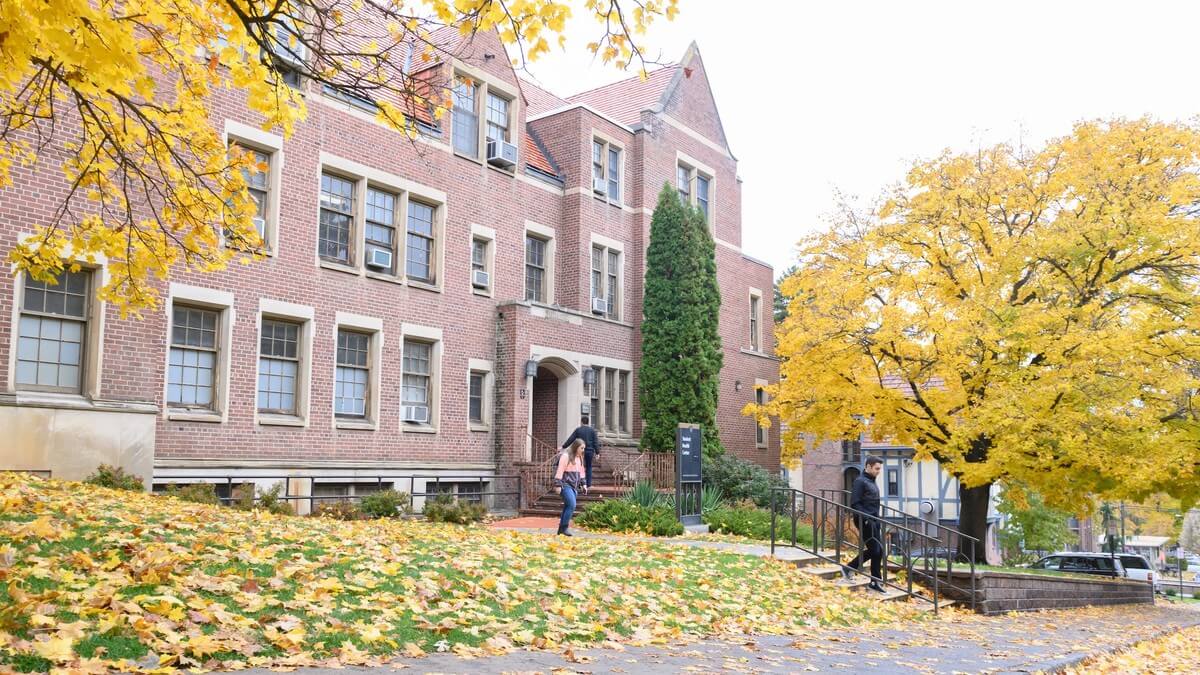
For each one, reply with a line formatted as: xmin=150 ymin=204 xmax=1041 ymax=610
xmin=1115 ymin=553 xmax=1157 ymax=589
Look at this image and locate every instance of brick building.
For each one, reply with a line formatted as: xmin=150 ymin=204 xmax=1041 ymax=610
xmin=0 ymin=31 xmax=779 ymax=502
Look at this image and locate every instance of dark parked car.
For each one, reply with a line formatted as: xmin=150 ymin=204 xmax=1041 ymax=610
xmin=1031 ymin=553 xmax=1126 ymax=578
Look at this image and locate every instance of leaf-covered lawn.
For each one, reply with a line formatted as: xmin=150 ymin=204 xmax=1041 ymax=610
xmin=0 ymin=474 xmax=921 ymax=672
xmin=1064 ymin=623 xmax=1200 ymax=674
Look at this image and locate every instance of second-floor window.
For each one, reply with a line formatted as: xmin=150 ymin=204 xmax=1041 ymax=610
xmin=405 ymin=201 xmax=436 ymax=283
xmin=319 ymin=173 xmax=355 ymax=264
xmin=590 ymin=245 xmax=621 ymax=319
xmin=755 ymin=387 xmax=767 ymax=447
xmin=486 ymin=92 xmax=510 ymax=142
xmin=677 ymin=165 xmax=691 ymax=203
xmin=591 ymin=138 xmax=622 ymax=202
xmin=585 ymin=366 xmax=631 ymax=434
xmin=335 ymin=330 xmax=370 ymax=418
xmin=168 ymin=306 xmax=219 ymax=410
xmin=677 ymin=162 xmax=714 ymax=224
xmin=525 ymin=235 xmax=547 ymax=303
xmin=401 ymin=339 xmax=433 ymax=424
xmin=364 ymin=188 xmax=398 ymax=275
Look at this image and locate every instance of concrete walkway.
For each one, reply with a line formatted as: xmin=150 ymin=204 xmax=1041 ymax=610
xmin=237 ymin=603 xmax=1200 ymax=674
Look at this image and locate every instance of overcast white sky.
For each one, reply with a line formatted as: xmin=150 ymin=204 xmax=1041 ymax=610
xmin=522 ymin=0 xmax=1199 ymax=275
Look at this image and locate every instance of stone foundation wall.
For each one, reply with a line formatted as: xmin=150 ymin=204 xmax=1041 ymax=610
xmin=931 ymin=570 xmax=1154 ymax=615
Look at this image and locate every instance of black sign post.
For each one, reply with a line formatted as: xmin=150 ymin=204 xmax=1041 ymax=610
xmin=676 ymin=423 xmax=703 ymax=527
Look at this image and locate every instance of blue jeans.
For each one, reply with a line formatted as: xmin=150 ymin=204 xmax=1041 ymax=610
xmin=584 ymin=451 xmax=596 ymax=487
xmin=558 ymin=485 xmax=577 ymax=533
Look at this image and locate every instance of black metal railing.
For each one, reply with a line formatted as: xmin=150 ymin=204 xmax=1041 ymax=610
xmin=771 ymin=487 xmax=942 ymax=612
xmin=155 ymin=474 xmax=521 ymax=514
xmin=819 ymin=488 xmax=977 ymax=611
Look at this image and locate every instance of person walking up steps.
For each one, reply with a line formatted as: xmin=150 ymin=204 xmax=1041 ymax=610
xmin=554 ymin=439 xmax=588 ymax=536
xmin=842 ymin=456 xmax=885 ymax=592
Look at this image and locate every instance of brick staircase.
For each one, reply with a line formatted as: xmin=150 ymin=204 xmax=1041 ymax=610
xmin=518 ymin=465 xmax=624 ymax=517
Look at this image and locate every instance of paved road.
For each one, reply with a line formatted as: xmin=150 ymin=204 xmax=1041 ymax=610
xmin=238 ymin=603 xmax=1200 ymax=674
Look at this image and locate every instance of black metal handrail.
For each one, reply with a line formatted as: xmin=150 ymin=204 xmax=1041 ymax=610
xmin=819 ymin=488 xmax=978 ymax=611
xmin=156 ymin=473 xmax=521 ymax=514
xmin=771 ymin=487 xmax=942 ymax=612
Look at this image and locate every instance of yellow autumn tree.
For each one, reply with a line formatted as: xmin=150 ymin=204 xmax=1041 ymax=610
xmin=753 ymin=118 xmax=1200 ymax=558
xmin=0 ymin=0 xmax=678 ymax=314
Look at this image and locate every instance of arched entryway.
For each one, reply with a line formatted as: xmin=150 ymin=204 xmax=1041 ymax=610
xmin=524 ymin=355 xmax=580 ymax=461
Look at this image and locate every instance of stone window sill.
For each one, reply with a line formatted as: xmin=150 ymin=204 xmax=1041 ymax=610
xmin=258 ymin=414 xmax=306 ymax=427
xmin=168 ymin=410 xmax=223 ymax=423
xmin=472 ymin=287 xmax=493 ymax=298
xmin=2 ymin=392 xmax=157 ymax=414
xmin=408 ymin=279 xmax=441 ymax=294
xmin=403 ymin=423 xmax=438 ymax=434
xmin=366 ymin=271 xmax=404 ymax=286
xmin=739 ymin=348 xmax=778 ymax=361
xmin=469 ymin=423 xmax=491 ymax=433
xmin=336 ymin=419 xmax=377 ymax=431
xmin=319 ymin=260 xmax=361 ymax=276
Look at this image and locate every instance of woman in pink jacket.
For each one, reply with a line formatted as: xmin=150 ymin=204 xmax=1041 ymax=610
xmin=554 ymin=439 xmax=588 ymax=536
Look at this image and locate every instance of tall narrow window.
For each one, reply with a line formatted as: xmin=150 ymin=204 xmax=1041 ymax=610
xmin=590 ymin=246 xmax=604 ymax=302
xmin=17 ymin=270 xmax=89 ymax=393
xmin=604 ymin=369 xmax=616 ymax=432
xmin=606 ymin=250 xmax=619 ymax=319
xmin=696 ymin=175 xmax=710 ymax=223
xmin=618 ymin=371 xmax=629 ymax=433
xmin=677 ymin=164 xmax=691 ymax=203
xmin=471 ymin=239 xmax=487 ymax=274
xmin=258 ymin=319 xmax=300 ymax=415
xmin=485 ymin=93 xmax=510 ymax=142
xmin=755 ymin=388 xmax=767 ymax=446
xmin=750 ymin=294 xmax=761 ymax=351
xmin=589 ymin=366 xmax=602 ymax=425
xmin=406 ymin=201 xmax=435 ymax=283
xmin=401 ymin=340 xmax=432 ymax=423
xmin=452 ymin=78 xmax=479 ymax=157
xmin=886 ymin=469 xmax=899 ymax=497
xmin=525 ymin=235 xmax=546 ymax=303
xmin=468 ymin=372 xmax=485 ymax=425
xmin=592 ymin=141 xmax=605 ymax=192
xmin=242 ymin=148 xmax=271 ymax=240
xmin=319 ymin=173 xmax=354 ymax=264
xmin=335 ymin=330 xmax=370 ymax=418
xmin=364 ymin=188 xmax=397 ymax=274
xmin=608 ymin=146 xmax=621 ymax=201
xmin=168 ymin=306 xmax=218 ymax=409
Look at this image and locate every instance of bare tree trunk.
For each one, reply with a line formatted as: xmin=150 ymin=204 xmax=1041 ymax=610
xmin=957 ymin=481 xmax=992 ymax=563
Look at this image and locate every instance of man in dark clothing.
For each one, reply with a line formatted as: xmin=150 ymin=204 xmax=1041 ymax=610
xmin=843 ymin=456 xmax=885 ymax=592
xmin=562 ymin=417 xmax=601 ymax=487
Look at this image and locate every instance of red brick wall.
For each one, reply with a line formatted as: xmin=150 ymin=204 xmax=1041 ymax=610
xmin=0 ymin=34 xmax=779 ymax=476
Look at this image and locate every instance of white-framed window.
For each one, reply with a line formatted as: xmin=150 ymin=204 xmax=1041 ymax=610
xmin=405 ymin=200 xmax=436 ymax=284
xmin=452 ymin=77 xmax=480 ymax=157
xmin=168 ymin=305 xmax=220 ymax=411
xmin=316 ymin=153 xmax=447 ymax=289
xmin=224 ymin=121 xmax=283 ymax=254
xmin=466 ymin=359 xmax=493 ymax=431
xmin=469 ymin=224 xmax=496 ymax=297
xmin=258 ymin=318 xmax=301 ymax=416
xmin=525 ymin=235 xmax=548 ymax=303
xmin=319 ymin=172 xmax=355 ymax=265
xmin=590 ymin=245 xmax=622 ymax=319
xmin=749 ymin=289 xmax=763 ymax=351
xmin=335 ymin=329 xmax=370 ymax=418
xmin=267 ymin=15 xmax=307 ymax=88
xmin=15 ymin=269 xmax=91 ymax=393
xmin=676 ymin=155 xmax=715 ymax=226
xmin=591 ymin=137 xmax=622 ymax=202
xmin=164 ymin=284 xmax=234 ymax=421
xmin=364 ymin=187 xmax=398 ymax=276
xmin=400 ymin=325 xmax=442 ymax=432
xmin=333 ymin=312 xmax=383 ymax=429
xmin=452 ymin=69 xmax=518 ymax=167
xmin=585 ymin=365 xmax=632 ymax=435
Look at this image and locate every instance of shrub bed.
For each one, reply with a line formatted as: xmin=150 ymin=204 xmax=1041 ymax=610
xmin=703 ymin=505 xmax=813 ymax=545
xmin=423 ymin=495 xmax=487 ymax=524
xmin=575 ymin=499 xmax=684 ymax=537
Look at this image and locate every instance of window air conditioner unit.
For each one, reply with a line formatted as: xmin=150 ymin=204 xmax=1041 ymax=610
xmin=592 ymin=176 xmax=608 ymax=195
xmin=401 ymin=405 xmax=429 ymax=424
xmin=486 ymin=138 xmax=518 ymax=168
xmin=591 ymin=297 xmax=609 ymax=315
xmin=472 ymin=269 xmax=490 ymax=289
xmin=366 ymin=247 xmax=393 ymax=270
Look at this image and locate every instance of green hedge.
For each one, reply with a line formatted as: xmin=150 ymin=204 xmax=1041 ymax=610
xmin=576 ymin=500 xmax=683 ymax=537
xmin=703 ymin=506 xmax=813 ymax=545
xmin=702 ymin=453 xmax=786 ymax=510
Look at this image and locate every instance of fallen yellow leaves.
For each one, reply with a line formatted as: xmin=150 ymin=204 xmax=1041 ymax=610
xmin=0 ymin=473 xmax=923 ymax=672
xmin=1063 ymin=623 xmax=1200 ymax=674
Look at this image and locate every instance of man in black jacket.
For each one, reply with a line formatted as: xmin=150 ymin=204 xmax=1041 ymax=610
xmin=843 ymin=456 xmax=885 ymax=592
xmin=562 ymin=416 xmax=601 ymax=488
